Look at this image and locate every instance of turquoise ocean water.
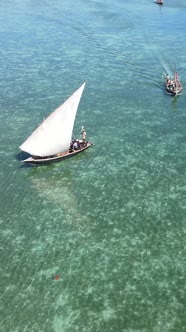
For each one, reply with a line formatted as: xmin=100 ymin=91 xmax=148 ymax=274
xmin=0 ymin=0 xmax=186 ymax=331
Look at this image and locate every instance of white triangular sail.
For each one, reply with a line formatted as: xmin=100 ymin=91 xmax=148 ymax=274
xmin=20 ymin=82 xmax=86 ymax=157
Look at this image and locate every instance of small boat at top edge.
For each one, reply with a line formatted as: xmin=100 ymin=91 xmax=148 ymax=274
xmin=155 ymin=0 xmax=164 ymax=4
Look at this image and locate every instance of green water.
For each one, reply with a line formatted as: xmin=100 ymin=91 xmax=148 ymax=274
xmin=0 ymin=0 xmax=186 ymax=331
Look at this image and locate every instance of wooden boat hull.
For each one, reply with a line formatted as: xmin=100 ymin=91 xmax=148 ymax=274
xmin=21 ymin=142 xmax=92 ymax=165
xmin=166 ymin=85 xmax=183 ymax=96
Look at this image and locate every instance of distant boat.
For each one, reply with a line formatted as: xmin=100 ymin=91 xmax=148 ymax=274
xmin=165 ymin=72 xmax=183 ymax=96
xmin=19 ymin=82 xmax=93 ymax=165
xmin=155 ymin=0 xmax=163 ymax=4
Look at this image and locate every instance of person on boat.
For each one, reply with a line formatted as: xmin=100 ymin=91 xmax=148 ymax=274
xmin=69 ymin=141 xmax=74 ymax=152
xmin=81 ymin=127 xmax=87 ymax=142
xmin=73 ymin=140 xmax=79 ymax=150
xmin=166 ymin=74 xmax=170 ymax=84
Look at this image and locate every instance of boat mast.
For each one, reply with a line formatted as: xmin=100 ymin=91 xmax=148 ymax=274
xmin=174 ymin=64 xmax=177 ymax=90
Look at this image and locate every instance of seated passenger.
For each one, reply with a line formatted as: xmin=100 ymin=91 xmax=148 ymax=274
xmin=73 ymin=141 xmax=78 ymax=150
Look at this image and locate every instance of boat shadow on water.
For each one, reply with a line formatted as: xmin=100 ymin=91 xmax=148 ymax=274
xmin=15 ymin=151 xmax=33 ymax=168
xmin=22 ymin=165 xmax=92 ymax=229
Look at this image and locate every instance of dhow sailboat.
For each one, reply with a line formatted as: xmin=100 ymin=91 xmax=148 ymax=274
xmin=19 ymin=82 xmax=93 ymax=165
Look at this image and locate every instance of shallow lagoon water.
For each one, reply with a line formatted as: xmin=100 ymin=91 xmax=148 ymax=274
xmin=0 ymin=0 xmax=186 ymax=331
